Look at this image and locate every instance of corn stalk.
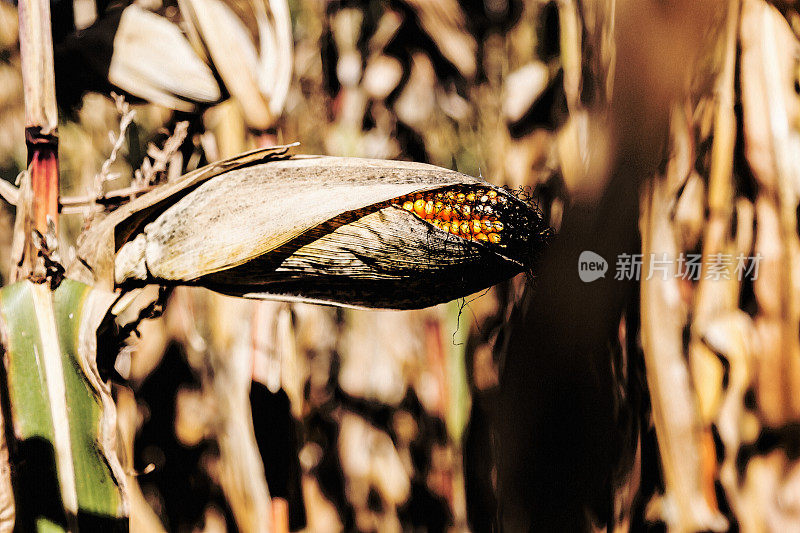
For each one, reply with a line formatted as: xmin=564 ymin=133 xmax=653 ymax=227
xmin=11 ymin=0 xmax=58 ymax=281
xmin=0 ymin=1 xmax=129 ymax=531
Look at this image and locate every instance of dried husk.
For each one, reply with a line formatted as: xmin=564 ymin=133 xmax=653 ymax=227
xmin=118 ymin=158 xmax=541 ymax=308
xmin=108 ymin=5 xmax=221 ymax=112
xmin=71 ymin=146 xmax=547 ymax=309
xmin=178 ymin=0 xmax=293 ymax=130
xmin=195 ymin=205 xmax=524 ymax=308
xmin=69 ymin=144 xmax=295 ymax=289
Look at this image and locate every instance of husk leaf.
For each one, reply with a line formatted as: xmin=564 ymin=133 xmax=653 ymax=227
xmin=73 ymin=146 xmax=549 ymax=309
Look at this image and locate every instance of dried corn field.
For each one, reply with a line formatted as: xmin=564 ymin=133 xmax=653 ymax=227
xmin=0 ymin=0 xmax=799 ymax=532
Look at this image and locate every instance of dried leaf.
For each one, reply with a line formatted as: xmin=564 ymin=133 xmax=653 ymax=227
xmin=179 ymin=0 xmax=292 ymax=129
xmin=108 ymin=5 xmax=221 ymax=112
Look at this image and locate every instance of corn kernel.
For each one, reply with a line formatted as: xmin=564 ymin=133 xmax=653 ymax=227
xmin=424 ymin=201 xmax=435 ymax=219
xmin=413 ymin=199 xmax=426 ymax=217
xmin=395 ymin=186 xmax=520 ymax=248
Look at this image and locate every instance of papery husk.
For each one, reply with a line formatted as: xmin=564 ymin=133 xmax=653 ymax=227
xmin=178 ymin=0 xmax=293 ymax=130
xmin=108 ymin=5 xmax=221 ymax=112
xmin=197 ymin=205 xmax=524 ymax=309
xmin=68 ymin=144 xmax=296 ymax=289
xmin=111 ymin=155 xmax=541 ymax=309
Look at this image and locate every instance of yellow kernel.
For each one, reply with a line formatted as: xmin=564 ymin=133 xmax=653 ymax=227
xmin=488 ymin=190 xmax=498 ymax=199
xmin=402 ymin=201 xmax=414 ymax=211
xmin=461 ymin=205 xmax=471 ymax=217
xmin=460 ymin=221 xmax=470 ymax=234
xmin=475 ymin=233 xmax=488 ymax=242
xmin=493 ymin=221 xmax=504 ymax=232
xmin=471 ymin=220 xmax=482 ymax=234
xmin=481 ymin=220 xmax=492 ymax=232
xmin=457 ymin=193 xmax=466 ymax=202
xmin=450 ymin=221 xmax=460 ymax=234
xmin=488 ymin=233 xmax=501 ymax=244
xmin=413 ymin=199 xmax=426 ymax=217
xmin=440 ymin=206 xmax=452 ymax=221
xmin=466 ymin=192 xmax=476 ymax=202
xmin=424 ymin=201 xmax=435 ymax=218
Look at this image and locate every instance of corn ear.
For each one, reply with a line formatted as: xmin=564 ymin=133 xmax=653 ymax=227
xmin=73 ymin=146 xmax=550 ymax=309
xmin=0 ymin=280 xmax=125 ymax=531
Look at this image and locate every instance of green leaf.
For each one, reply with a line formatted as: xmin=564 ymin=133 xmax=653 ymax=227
xmin=0 ymin=280 xmax=125 ymax=531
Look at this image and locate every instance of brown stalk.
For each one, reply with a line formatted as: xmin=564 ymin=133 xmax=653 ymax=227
xmin=685 ymin=0 xmax=740 ymax=519
xmin=11 ymin=0 xmax=59 ymax=281
xmin=732 ymin=2 xmax=800 ymax=527
xmin=640 ymin=106 xmax=727 ymax=533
